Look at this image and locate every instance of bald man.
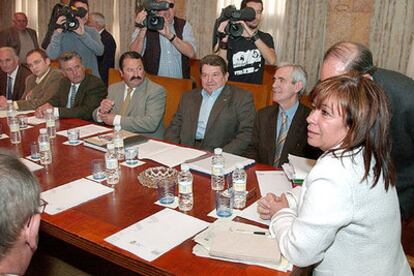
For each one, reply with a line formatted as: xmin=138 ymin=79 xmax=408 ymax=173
xmin=0 ymin=12 xmax=39 ymax=63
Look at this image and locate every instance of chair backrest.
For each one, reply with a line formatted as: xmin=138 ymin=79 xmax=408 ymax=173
xmin=189 ymin=58 xmax=201 ymax=88
xmin=108 ymin=68 xmax=122 ymax=86
xmin=227 ymin=81 xmax=271 ymax=110
xmin=263 ymin=64 xmax=276 ymax=89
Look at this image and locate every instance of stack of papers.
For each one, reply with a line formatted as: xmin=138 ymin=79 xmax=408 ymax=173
xmin=56 ymin=124 xmax=112 ymax=139
xmin=105 ymin=208 xmax=209 ymax=262
xmin=193 ymin=220 xmax=292 ymax=271
xmin=282 ymin=154 xmax=316 ymax=183
xmin=188 ymin=152 xmax=255 ymax=175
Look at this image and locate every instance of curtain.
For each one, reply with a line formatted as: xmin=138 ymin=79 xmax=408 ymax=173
xmin=37 ymin=0 xmax=60 ymax=48
xmin=0 ymin=0 xmax=16 ymax=29
xmin=369 ymin=0 xmax=414 ymax=74
xmin=407 ymin=38 xmax=414 ymax=79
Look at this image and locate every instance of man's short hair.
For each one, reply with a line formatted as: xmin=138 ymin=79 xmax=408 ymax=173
xmin=26 ymin=48 xmax=49 ymax=60
xmin=324 ymin=41 xmax=376 ymax=75
xmin=241 ymin=0 xmax=263 ymax=9
xmin=200 ymin=54 xmax=228 ymax=75
xmin=69 ymin=0 xmax=89 ymax=7
xmin=0 ymin=47 xmax=19 ymax=60
xmin=277 ymin=62 xmax=308 ymax=96
xmin=119 ymin=51 xmax=143 ymax=71
xmin=58 ymin=51 xmax=82 ymax=67
xmin=90 ymin=12 xmax=105 ymax=27
xmin=0 ymin=151 xmax=40 ymax=258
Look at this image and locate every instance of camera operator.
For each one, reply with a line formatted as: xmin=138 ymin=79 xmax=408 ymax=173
xmin=46 ymin=0 xmax=104 ymax=78
xmin=129 ymin=0 xmax=196 ymax=79
xmin=214 ymin=0 xmax=276 ymax=84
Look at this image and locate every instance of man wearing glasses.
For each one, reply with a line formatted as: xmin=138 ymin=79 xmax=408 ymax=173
xmin=130 ymin=0 xmax=196 ymax=79
xmin=0 ymin=151 xmax=45 ymax=275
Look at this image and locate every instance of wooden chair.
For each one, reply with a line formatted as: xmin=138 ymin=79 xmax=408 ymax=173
xmin=108 ymin=68 xmax=122 ymax=86
xmin=189 ymin=58 xmax=201 ymax=88
xmin=227 ymin=81 xmax=270 ymax=110
xmin=263 ymin=64 xmax=276 ymax=89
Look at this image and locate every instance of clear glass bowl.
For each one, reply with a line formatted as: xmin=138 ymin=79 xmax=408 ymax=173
xmin=137 ymin=166 xmax=178 ymax=189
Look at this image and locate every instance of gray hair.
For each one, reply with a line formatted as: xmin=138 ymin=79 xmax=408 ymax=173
xmin=0 ymin=151 xmax=40 ymax=258
xmin=58 ymin=51 xmax=83 ymax=67
xmin=0 ymin=47 xmax=19 ymax=60
xmin=277 ymin=62 xmax=308 ymax=96
xmin=90 ymin=12 xmax=105 ymax=27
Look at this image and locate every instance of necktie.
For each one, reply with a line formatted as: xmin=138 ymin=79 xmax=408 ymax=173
xmin=120 ymin=87 xmax=133 ymax=116
xmin=273 ymin=112 xmax=288 ymax=167
xmin=6 ymin=76 xmax=12 ymax=100
xmin=68 ymin=84 xmax=77 ymax=108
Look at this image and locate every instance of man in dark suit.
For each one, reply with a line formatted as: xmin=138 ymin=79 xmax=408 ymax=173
xmin=164 ymin=54 xmax=255 ymax=155
xmin=88 ymin=12 xmax=116 ymax=86
xmin=0 ymin=47 xmax=31 ymax=102
xmin=35 ymin=51 xmax=106 ymax=121
xmin=244 ymin=63 xmax=321 ymax=166
xmin=0 ymin=12 xmax=39 ymax=63
xmin=320 ymin=41 xmax=414 ymax=220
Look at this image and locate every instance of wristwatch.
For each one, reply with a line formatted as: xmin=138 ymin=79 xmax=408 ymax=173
xmin=169 ymin=34 xmax=176 ymax=42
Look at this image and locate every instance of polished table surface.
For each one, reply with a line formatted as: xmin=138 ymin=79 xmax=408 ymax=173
xmin=0 ymin=117 xmax=290 ymax=275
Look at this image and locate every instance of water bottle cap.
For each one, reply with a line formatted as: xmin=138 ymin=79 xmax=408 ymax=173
xmin=114 ymin=124 xmax=121 ymax=131
xmin=214 ymin=148 xmax=222 ymax=154
xmin=46 ymin=108 xmax=53 ymax=113
xmin=235 ymin=163 xmax=243 ymax=169
xmin=39 ymin=128 xmax=47 ymax=134
xmin=107 ymin=143 xmax=115 ymax=150
xmin=181 ymin=163 xmax=189 ymax=171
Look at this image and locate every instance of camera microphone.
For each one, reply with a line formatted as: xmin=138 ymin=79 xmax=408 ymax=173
xmin=232 ymin=7 xmax=256 ymax=21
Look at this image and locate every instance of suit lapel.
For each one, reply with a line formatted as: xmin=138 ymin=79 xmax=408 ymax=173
xmin=126 ymin=80 xmax=147 ymax=116
xmin=73 ymin=75 xmax=88 ymax=106
xmin=266 ymin=105 xmax=279 ymax=164
xmin=189 ymin=89 xmax=203 ymax=140
xmin=204 ymin=85 xmax=231 ymax=134
xmin=280 ymin=103 xmax=306 ymax=162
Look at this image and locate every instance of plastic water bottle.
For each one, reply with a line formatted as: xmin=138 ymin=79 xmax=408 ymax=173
xmin=113 ymin=124 xmax=124 ymax=160
xmin=45 ymin=108 xmax=56 ymax=138
xmin=178 ymin=163 xmax=193 ymax=211
xmin=38 ymin=128 xmax=52 ymax=165
xmin=211 ymin=148 xmax=225 ymax=190
xmin=232 ymin=163 xmax=247 ymax=209
xmin=6 ymin=100 xmax=15 ymax=126
xmin=105 ymin=143 xmax=119 ymax=186
xmin=9 ymin=117 xmax=21 ymax=144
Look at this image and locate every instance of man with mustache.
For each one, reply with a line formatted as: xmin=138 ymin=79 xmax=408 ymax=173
xmin=93 ymin=51 xmax=166 ymax=138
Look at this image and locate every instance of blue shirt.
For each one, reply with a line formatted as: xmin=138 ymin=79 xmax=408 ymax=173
xmin=276 ymin=101 xmax=299 ymax=139
xmin=195 ymin=87 xmax=224 ymax=139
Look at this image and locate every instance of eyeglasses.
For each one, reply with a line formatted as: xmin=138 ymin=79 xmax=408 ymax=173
xmin=38 ymin=198 xmax=48 ymax=214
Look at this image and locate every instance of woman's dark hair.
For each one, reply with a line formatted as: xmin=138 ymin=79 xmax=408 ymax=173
xmin=311 ymin=72 xmax=395 ymax=190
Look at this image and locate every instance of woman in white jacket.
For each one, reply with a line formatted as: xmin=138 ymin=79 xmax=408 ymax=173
xmin=258 ymin=73 xmax=412 ymax=275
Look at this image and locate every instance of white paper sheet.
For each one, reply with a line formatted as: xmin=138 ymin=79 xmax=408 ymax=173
xmin=137 ymin=140 xmax=206 ymax=167
xmin=238 ymin=202 xmax=270 ymax=226
xmin=20 ymin=158 xmax=43 ymax=171
xmin=27 ymin=116 xmax=46 ymax=125
xmin=0 ymin=134 xmax=9 ymax=140
xmin=255 ymin=171 xmax=292 ymax=197
xmin=41 ymin=178 xmax=114 ymax=215
xmin=105 ymin=208 xmax=209 ymax=262
xmin=0 ymin=110 xmax=34 ymax=118
xmin=284 ymin=154 xmax=316 ymax=179
xmin=188 ymin=152 xmax=255 ymax=175
xmin=56 ymin=124 xmax=112 ymax=139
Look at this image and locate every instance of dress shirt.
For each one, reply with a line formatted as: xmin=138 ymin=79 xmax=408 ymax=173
xmin=54 ymin=83 xmax=80 ymax=117
xmin=195 ymin=86 xmax=224 ymax=140
xmin=35 ymin=68 xmax=51 ymax=84
xmin=276 ymin=101 xmax=299 ymax=140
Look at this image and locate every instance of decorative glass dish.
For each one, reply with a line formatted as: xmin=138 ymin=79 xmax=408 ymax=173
xmin=137 ymin=166 xmax=178 ymax=189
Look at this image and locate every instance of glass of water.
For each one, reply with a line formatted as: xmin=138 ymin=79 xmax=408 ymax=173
xmin=67 ymin=128 xmax=80 ymax=144
xmin=125 ymin=147 xmax=138 ymax=165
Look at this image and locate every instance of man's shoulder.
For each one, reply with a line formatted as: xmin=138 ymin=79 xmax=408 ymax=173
xmin=257 ymin=104 xmax=277 ymax=115
xmin=83 ymin=73 xmax=105 ymax=87
xmin=226 ymin=84 xmax=253 ymax=97
xmin=18 ymin=65 xmax=31 ymax=76
xmin=146 ymin=78 xmax=166 ymax=92
xmin=0 ymin=26 xmax=14 ymax=34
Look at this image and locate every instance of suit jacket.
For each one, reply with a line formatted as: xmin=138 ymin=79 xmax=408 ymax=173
xmin=373 ymin=68 xmax=414 ymax=219
xmin=48 ymin=73 xmax=107 ymax=121
xmin=98 ymin=29 xmax=116 ymax=86
xmin=16 ymin=68 xmax=63 ymax=110
xmin=164 ymin=84 xmax=256 ymax=155
xmin=93 ymin=78 xmax=166 ymax=139
xmin=244 ymin=103 xmax=321 ymax=166
xmin=0 ymin=26 xmax=39 ymax=56
xmin=0 ymin=65 xmax=31 ymax=100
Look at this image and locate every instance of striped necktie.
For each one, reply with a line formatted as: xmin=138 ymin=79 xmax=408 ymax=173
xmin=273 ymin=111 xmax=288 ymax=167
xmin=120 ymin=87 xmax=133 ymax=116
xmin=6 ymin=76 xmax=13 ymax=100
xmin=68 ymin=84 xmax=77 ymax=108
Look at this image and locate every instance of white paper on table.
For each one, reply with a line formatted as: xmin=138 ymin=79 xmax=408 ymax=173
xmin=255 ymin=171 xmax=292 ymax=197
xmin=137 ymin=140 xmax=205 ymax=167
xmin=56 ymin=124 xmax=112 ymax=139
xmin=20 ymin=158 xmax=43 ymax=171
xmin=188 ymin=152 xmax=255 ymax=175
xmin=0 ymin=134 xmax=9 ymax=140
xmin=285 ymin=154 xmax=316 ymax=179
xmin=238 ymin=202 xmax=270 ymax=226
xmin=105 ymin=208 xmax=209 ymax=262
xmin=41 ymin=178 xmax=114 ymax=215
xmin=0 ymin=110 xmax=34 ymax=118
xmin=27 ymin=116 xmax=46 ymax=125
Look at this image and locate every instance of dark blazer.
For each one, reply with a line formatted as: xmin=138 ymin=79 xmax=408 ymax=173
xmin=98 ymin=29 xmax=116 ymax=86
xmin=48 ymin=73 xmax=107 ymax=121
xmin=0 ymin=27 xmax=39 ymax=56
xmin=244 ymin=103 xmax=321 ymax=166
xmin=0 ymin=65 xmax=32 ymax=100
xmin=164 ymin=84 xmax=256 ymax=155
xmin=373 ymin=68 xmax=414 ymax=219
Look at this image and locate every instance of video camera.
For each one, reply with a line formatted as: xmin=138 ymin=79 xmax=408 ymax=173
xmin=136 ymin=0 xmax=171 ymax=31
xmin=220 ymin=5 xmax=256 ymax=38
xmin=56 ymin=5 xmax=88 ymax=32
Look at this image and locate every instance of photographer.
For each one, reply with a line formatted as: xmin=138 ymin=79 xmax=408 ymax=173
xmin=46 ymin=0 xmax=104 ymax=78
xmin=129 ymin=0 xmax=196 ymax=79
xmin=214 ymin=0 xmax=276 ymax=84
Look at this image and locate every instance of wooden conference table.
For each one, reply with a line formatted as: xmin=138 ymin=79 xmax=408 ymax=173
xmin=0 ymin=117 xmax=289 ymax=275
